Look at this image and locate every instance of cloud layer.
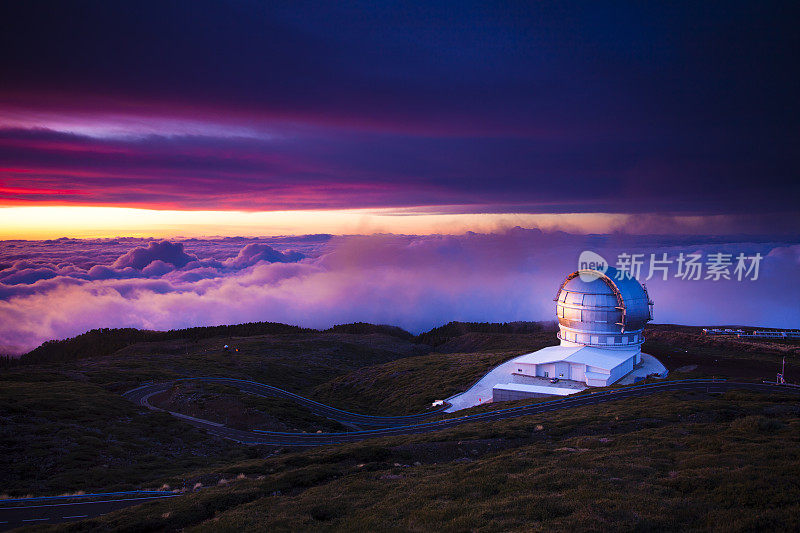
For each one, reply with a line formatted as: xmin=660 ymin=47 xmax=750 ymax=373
xmin=1 ymin=230 xmax=798 ymax=354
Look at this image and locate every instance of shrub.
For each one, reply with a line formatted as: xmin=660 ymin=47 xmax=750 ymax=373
xmin=730 ymin=415 xmax=785 ymax=433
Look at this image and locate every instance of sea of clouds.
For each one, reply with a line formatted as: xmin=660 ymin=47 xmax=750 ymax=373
xmin=1 ymin=228 xmax=798 ymax=354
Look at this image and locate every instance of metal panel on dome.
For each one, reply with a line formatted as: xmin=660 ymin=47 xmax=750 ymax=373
xmin=564 ymin=291 xmax=583 ymax=305
xmin=559 ymin=275 xmax=615 ymax=294
xmin=554 ymin=266 xmax=653 ymax=348
xmin=582 ymin=293 xmax=613 ymax=307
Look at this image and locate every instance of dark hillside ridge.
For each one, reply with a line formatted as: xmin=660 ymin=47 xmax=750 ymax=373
xmin=324 ymin=322 xmax=414 ymax=340
xmin=414 ymin=320 xmax=556 ymax=347
xmin=17 ymin=320 xmax=798 ymax=368
xmin=18 ymin=322 xmax=416 ymax=366
xmin=19 ymin=321 xmax=552 ymax=365
xmin=432 ymin=331 xmax=558 ymax=354
xmin=20 ymin=322 xmax=314 ymax=364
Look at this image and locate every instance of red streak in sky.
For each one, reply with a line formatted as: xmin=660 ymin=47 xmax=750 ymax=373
xmin=0 ymin=185 xmax=81 ymax=195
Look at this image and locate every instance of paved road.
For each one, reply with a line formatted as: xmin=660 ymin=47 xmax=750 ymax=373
xmin=124 ymin=378 xmax=800 ymax=446
xmin=0 ymin=493 xmax=177 ymax=532
xmin=124 ymin=377 xmax=448 ymax=428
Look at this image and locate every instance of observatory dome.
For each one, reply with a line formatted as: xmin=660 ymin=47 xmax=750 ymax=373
xmin=555 ymin=267 xmax=653 ymax=349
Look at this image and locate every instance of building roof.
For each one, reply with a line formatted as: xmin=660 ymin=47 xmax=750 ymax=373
xmin=514 ymin=346 xmax=581 ymax=364
xmin=513 ymin=345 xmax=638 ymax=371
xmin=492 ymin=383 xmax=580 ymax=396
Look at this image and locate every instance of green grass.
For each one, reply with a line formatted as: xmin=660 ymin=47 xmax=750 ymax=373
xmin=643 ymin=324 xmax=799 ymax=381
xmin=310 ymin=351 xmax=514 ymax=415
xmin=0 ymin=381 xmax=258 ymax=497
xmin=33 ymin=389 xmax=800 ymax=532
xmin=0 ymin=329 xmax=433 ymax=497
xmin=154 ymin=382 xmax=347 ymax=432
xmin=310 ymin=343 xmax=560 ymax=416
xmin=99 ymin=332 xmax=428 ymax=392
xmin=3 ymin=321 xmax=797 ymax=505
xmin=1 ymin=331 xmax=429 ymax=394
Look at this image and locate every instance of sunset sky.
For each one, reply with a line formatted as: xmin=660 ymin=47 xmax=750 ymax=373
xmin=1 ymin=2 xmax=798 ymax=352
xmin=1 ymin=1 xmax=797 ymax=237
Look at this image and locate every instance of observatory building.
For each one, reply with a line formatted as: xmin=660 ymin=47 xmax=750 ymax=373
xmin=511 ymin=267 xmax=654 ymax=387
xmin=444 ymin=267 xmax=662 ymax=411
xmin=490 ymin=267 xmax=654 ymax=403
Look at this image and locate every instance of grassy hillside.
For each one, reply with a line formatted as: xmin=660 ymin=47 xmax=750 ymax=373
xmin=0 ymin=381 xmax=257 ymax=497
xmin=311 ymin=351 xmax=517 ymax=415
xmin=643 ymin=324 xmax=799 ymax=380
xmin=3 ymin=321 xmax=797 ymax=502
xmin=310 ymin=324 xmax=797 ymax=418
xmin=324 ymin=322 xmax=414 ymax=340
xmin=413 ymin=321 xmax=555 ymax=348
xmin=31 ymin=389 xmax=800 ymax=532
xmin=19 ymin=322 xmax=314 ymax=365
xmin=150 ymin=382 xmax=347 ymax=433
xmin=311 ymin=344 xmax=560 ymax=416
xmin=0 ymin=329 xmax=428 ymax=496
xmin=3 ymin=331 xmax=430 ymax=395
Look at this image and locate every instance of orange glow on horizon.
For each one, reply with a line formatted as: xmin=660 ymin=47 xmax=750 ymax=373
xmin=0 ymin=205 xmax=731 ymax=239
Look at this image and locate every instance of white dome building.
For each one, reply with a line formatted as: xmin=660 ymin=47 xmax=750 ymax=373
xmin=445 ymin=267 xmax=664 ymax=411
xmin=555 ymin=267 xmax=653 ymax=349
xmin=506 ymin=267 xmax=654 ymax=388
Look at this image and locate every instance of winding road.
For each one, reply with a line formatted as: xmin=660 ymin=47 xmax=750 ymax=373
xmin=123 ymin=377 xmax=800 ymax=446
xmin=5 ymin=378 xmax=796 ymax=529
xmin=0 ymin=492 xmax=177 ymax=532
xmin=125 ymin=377 xmax=448 ymax=428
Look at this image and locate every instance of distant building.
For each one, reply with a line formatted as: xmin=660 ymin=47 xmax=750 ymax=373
xmin=492 ymin=267 xmax=654 ymax=400
xmin=702 ymin=328 xmax=745 ymax=336
xmin=702 ymin=328 xmax=800 ymax=339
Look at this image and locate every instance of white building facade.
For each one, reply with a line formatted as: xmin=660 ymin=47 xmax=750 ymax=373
xmin=505 ymin=267 xmax=653 ymax=388
xmin=511 ymin=345 xmax=639 ymax=387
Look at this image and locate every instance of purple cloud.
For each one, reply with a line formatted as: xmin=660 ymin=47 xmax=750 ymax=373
xmin=141 ymin=259 xmax=175 ymax=277
xmin=224 ymin=243 xmax=305 ymax=269
xmin=0 ymin=266 xmax=58 ymax=285
xmin=112 ymin=240 xmax=198 ymax=270
xmin=86 ymin=265 xmax=139 ymax=281
xmin=0 ymin=231 xmax=798 ymax=355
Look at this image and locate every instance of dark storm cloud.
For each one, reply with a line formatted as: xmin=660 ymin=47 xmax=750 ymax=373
xmin=0 ymin=1 xmax=798 ymax=214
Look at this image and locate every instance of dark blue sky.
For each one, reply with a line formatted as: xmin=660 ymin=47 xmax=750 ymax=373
xmin=0 ymin=1 xmax=797 ymax=222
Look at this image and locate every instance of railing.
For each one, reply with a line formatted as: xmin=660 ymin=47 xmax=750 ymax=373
xmin=0 ymin=491 xmax=177 ymax=504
